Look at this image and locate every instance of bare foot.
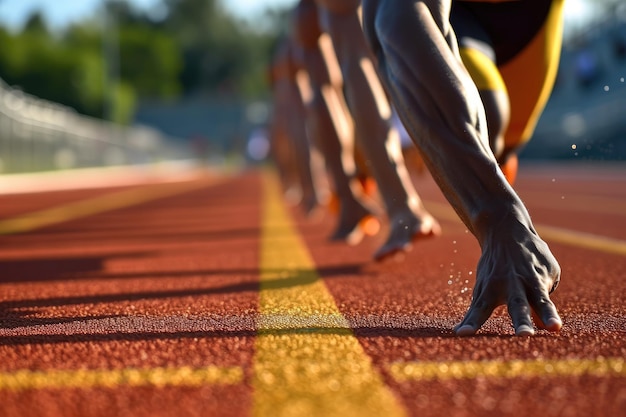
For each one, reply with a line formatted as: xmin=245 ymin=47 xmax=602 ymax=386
xmin=373 ymin=211 xmax=441 ymax=261
xmin=299 ymin=194 xmax=321 ymax=218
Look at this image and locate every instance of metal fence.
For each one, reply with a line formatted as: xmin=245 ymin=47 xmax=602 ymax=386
xmin=0 ymin=78 xmax=190 ymax=174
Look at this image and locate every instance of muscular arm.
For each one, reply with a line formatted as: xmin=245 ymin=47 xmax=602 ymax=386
xmin=361 ymin=0 xmax=562 ymax=336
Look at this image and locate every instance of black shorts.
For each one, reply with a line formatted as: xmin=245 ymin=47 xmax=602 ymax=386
xmin=450 ymin=0 xmax=564 ymax=145
xmin=451 ymin=0 xmax=554 ymax=66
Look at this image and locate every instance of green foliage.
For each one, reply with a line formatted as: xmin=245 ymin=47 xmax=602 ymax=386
xmin=110 ymin=80 xmax=137 ymax=124
xmin=73 ymin=51 xmax=106 ymax=116
xmin=23 ymin=11 xmax=48 ymax=34
xmin=0 ymin=0 xmax=291 ymax=122
xmin=0 ymin=27 xmax=21 ymax=82
xmin=118 ymin=26 xmax=181 ymax=98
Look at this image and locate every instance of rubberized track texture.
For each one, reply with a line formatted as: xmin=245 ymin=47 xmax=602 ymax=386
xmin=0 ymin=162 xmax=624 ymax=417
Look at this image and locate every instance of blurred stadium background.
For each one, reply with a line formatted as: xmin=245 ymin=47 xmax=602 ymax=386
xmin=0 ymin=0 xmax=624 ymax=175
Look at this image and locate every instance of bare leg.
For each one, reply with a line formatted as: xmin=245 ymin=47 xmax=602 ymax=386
xmin=280 ymin=41 xmax=329 ymax=215
xmin=269 ymin=39 xmax=323 ymax=213
xmin=268 ymin=104 xmax=299 ymax=201
xmin=314 ymin=1 xmax=440 ymax=261
xmin=362 ymin=0 xmax=562 ymax=336
xmin=286 ymin=79 xmax=325 ymax=215
xmin=291 ymin=0 xmax=378 ymax=243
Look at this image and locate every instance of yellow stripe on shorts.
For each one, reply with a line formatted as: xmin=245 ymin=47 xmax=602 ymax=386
xmin=460 ymin=47 xmax=507 ymax=92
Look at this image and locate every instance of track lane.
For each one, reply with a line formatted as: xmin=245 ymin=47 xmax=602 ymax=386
xmin=0 ymin=163 xmax=624 ymax=417
xmin=0 ymin=172 xmax=261 ymax=417
xmin=297 ymin=163 xmax=626 ymax=416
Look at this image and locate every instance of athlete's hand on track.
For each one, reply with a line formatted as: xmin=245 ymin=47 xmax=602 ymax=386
xmin=454 ymin=219 xmax=563 ymax=336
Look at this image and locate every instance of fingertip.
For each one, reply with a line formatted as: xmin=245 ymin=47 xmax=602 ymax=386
xmin=515 ymin=324 xmax=535 ymax=337
xmin=531 ymin=297 xmax=562 ymax=332
xmin=543 ymin=317 xmax=563 ymax=332
xmin=455 ymin=324 xmax=477 ymax=337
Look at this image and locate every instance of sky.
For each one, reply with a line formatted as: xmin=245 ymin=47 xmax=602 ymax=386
xmin=0 ymin=0 xmax=299 ymax=30
xmin=0 ymin=0 xmax=597 ymax=32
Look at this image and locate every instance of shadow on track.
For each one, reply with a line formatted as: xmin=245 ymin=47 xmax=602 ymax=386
xmin=0 ymin=326 xmax=458 ymax=347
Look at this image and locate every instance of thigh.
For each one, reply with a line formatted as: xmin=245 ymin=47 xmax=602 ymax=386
xmin=498 ymin=0 xmax=565 ymax=148
xmin=452 ymin=0 xmax=563 ymax=149
xmin=451 ymin=1 xmax=505 ymax=93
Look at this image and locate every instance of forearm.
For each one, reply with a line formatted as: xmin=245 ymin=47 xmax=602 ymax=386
xmin=361 ymin=0 xmax=562 ymax=336
xmin=364 ymin=0 xmax=529 ymax=243
xmin=390 ymin=55 xmax=527 ymax=243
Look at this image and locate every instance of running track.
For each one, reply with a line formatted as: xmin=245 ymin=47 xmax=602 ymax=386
xmin=0 ymin=162 xmax=624 ymax=417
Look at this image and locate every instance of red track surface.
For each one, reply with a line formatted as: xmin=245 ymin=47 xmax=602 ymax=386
xmin=0 ymin=162 xmax=624 ymax=417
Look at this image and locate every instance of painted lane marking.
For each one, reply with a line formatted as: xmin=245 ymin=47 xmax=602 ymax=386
xmin=389 ymin=357 xmax=625 ymax=382
xmin=534 ymin=225 xmax=626 ymax=257
xmin=0 ymin=366 xmax=243 ymax=391
xmin=424 ymin=200 xmax=626 ymax=256
xmin=253 ymin=171 xmax=407 ymax=417
xmin=0 ymin=176 xmax=222 ymax=235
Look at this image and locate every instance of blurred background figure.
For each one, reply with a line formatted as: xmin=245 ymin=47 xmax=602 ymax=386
xmin=297 ymin=0 xmax=441 ymax=260
xmin=289 ymin=0 xmax=381 ymax=245
xmin=392 ymin=109 xmax=428 ymax=179
xmin=267 ymin=35 xmax=328 ymax=214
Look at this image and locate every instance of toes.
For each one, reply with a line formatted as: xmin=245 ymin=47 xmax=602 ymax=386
xmin=330 ymin=214 xmax=377 ymax=245
xmin=373 ymin=216 xmax=439 ymax=262
xmin=330 ymin=223 xmax=363 ymax=244
xmin=422 ymin=216 xmax=442 ymax=237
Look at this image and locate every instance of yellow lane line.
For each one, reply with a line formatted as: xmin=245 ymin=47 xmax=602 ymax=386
xmin=389 ymin=357 xmax=625 ymax=382
xmin=0 ymin=176 xmax=222 ymax=235
xmin=425 ymin=200 xmax=626 ymax=256
xmin=518 ymin=190 xmax=626 ymax=216
xmin=534 ymin=225 xmax=626 ymax=256
xmin=253 ymin=171 xmax=407 ymax=417
xmin=0 ymin=366 xmax=243 ymax=391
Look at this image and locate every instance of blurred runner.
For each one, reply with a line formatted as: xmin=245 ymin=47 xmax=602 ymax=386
xmin=392 ymin=109 xmax=427 ymax=178
xmin=268 ymin=36 xmax=328 ymax=214
xmin=290 ymin=1 xmax=381 ymax=244
xmin=303 ymin=0 xmax=442 ymax=260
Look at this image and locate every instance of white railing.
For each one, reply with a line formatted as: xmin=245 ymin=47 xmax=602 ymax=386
xmin=0 ymin=78 xmax=190 ymax=174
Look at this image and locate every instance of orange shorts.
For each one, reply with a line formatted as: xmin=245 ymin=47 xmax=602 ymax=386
xmin=452 ymin=0 xmax=565 ymax=148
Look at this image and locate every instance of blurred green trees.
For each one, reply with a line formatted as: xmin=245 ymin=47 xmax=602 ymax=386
xmin=0 ymin=0 xmax=290 ymax=124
